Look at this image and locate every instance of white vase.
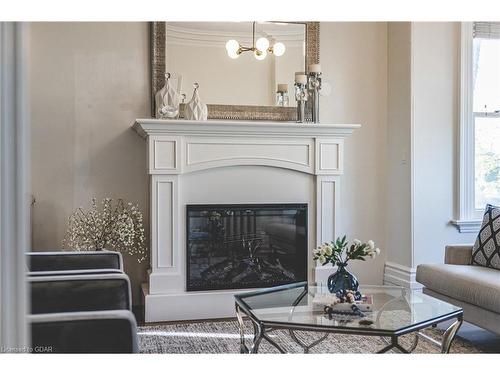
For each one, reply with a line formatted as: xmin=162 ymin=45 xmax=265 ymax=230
xmin=184 ymin=83 xmax=208 ymax=121
xmin=155 ymin=73 xmax=181 ymax=119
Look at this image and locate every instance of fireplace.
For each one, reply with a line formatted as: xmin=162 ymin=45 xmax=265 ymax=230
xmin=134 ymin=118 xmax=359 ymax=321
xmin=186 ymin=204 xmax=308 ymax=291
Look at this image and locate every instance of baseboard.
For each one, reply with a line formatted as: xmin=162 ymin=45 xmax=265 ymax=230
xmin=383 ymin=262 xmax=422 ymax=290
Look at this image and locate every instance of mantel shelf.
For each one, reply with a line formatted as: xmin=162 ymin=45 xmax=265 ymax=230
xmin=133 ymin=119 xmax=361 ymax=139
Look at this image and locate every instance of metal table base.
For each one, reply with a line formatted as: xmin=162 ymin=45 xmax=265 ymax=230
xmin=236 ymin=302 xmax=463 ymax=354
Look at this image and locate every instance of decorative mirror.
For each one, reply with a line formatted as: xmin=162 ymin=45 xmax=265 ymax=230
xmin=150 ymin=22 xmax=319 ymax=121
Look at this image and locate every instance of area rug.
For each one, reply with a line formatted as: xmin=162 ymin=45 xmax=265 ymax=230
xmin=137 ymin=319 xmax=483 ymax=354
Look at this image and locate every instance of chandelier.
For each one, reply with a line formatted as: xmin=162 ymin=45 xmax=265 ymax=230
xmin=225 ymin=22 xmax=286 ymax=60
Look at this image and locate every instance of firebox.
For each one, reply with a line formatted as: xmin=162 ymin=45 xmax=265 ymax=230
xmin=186 ymin=203 xmax=308 ymax=292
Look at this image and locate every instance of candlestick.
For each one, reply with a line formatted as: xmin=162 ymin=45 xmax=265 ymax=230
xmin=276 ymin=84 xmax=289 ymax=107
xmin=295 ymin=74 xmax=307 ymax=85
xmin=277 ymin=83 xmax=288 ymax=93
xmin=308 ymin=64 xmax=321 ymax=73
xmin=308 ymin=70 xmax=322 ymax=124
xmin=294 ymin=82 xmax=308 ymax=123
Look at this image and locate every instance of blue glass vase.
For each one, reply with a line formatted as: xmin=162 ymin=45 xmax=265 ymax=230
xmin=327 ymin=262 xmax=359 ymax=294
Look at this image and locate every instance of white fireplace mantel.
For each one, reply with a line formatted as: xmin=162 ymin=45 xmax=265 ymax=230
xmin=133 ymin=119 xmax=360 ymax=322
xmin=133 ymin=119 xmax=360 ymax=138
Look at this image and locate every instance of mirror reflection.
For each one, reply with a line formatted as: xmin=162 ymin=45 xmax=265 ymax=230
xmin=166 ymin=22 xmax=306 ymax=107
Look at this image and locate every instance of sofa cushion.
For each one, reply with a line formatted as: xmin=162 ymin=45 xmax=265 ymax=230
xmin=472 ymin=204 xmax=500 ymax=270
xmin=416 ymin=263 xmax=500 ymax=314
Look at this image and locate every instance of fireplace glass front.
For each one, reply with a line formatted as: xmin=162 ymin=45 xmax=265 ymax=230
xmin=186 ymin=204 xmax=307 ymax=291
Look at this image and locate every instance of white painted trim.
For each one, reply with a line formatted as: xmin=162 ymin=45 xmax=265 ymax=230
xmin=314 ymin=264 xmax=336 ymax=286
xmin=456 ymin=22 xmax=478 ymax=228
xmin=409 ymin=23 xmax=416 ymax=269
xmin=151 ymin=175 xmax=179 ymax=272
xmin=133 ymin=119 xmax=360 ymax=139
xmin=143 ymin=283 xmax=260 ymax=322
xmin=183 ymin=137 xmax=314 ymax=175
xmin=458 ymin=22 xmax=474 ymax=221
xmin=383 ymin=262 xmax=422 ymax=290
xmin=150 ymin=136 xmax=181 ymax=174
xmin=314 ymin=138 xmax=343 ymax=175
xmin=137 ymin=120 xmax=358 ymax=177
xmin=0 ymin=22 xmax=30 ymax=350
xmin=315 ymin=176 xmax=340 ymax=246
xmin=135 ymin=118 xmax=360 ymax=320
xmin=166 ymin=24 xmax=304 ymax=49
xmin=450 ymin=219 xmax=482 ymax=233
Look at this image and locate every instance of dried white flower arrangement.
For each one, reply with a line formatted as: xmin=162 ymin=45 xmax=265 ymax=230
xmin=63 ymin=197 xmax=148 ymax=263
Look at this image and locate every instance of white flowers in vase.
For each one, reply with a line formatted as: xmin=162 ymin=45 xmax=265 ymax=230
xmin=313 ymin=235 xmax=380 ymax=267
xmin=62 ymin=197 xmax=148 ymax=263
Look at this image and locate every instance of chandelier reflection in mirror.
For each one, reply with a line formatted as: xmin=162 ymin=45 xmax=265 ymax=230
xmin=225 ymin=22 xmax=286 ymax=60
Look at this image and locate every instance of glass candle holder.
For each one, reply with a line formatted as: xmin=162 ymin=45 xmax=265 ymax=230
xmin=276 ymin=91 xmax=289 ymax=107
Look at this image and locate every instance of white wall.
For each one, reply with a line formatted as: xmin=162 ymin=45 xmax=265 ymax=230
xmin=384 ymin=22 xmax=477 ymax=280
xmin=411 ymin=22 xmax=476 ymax=266
xmin=29 ymin=22 xmax=150 ymax=304
xmin=386 ymin=23 xmax=412 ymax=268
xmin=320 ymin=22 xmax=388 ymax=283
xmin=29 ymin=22 xmax=390 ymax=305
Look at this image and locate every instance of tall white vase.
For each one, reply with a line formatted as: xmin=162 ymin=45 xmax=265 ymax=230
xmin=155 ymin=73 xmax=181 ymax=119
xmin=184 ymin=83 xmax=208 ymax=121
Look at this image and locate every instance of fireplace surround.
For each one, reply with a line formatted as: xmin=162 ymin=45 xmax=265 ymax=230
xmin=133 ymin=119 xmax=360 ymax=322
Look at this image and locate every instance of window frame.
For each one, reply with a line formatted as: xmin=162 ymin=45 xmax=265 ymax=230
xmin=453 ymin=22 xmax=499 ymax=232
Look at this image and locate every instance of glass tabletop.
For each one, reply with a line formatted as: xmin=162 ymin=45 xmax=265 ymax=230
xmin=234 ymin=282 xmax=462 ymax=334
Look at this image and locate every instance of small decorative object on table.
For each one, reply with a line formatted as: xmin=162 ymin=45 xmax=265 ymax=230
xmin=313 ymin=235 xmax=380 ymax=294
xmin=275 ymin=83 xmax=289 ymax=107
xmin=313 ymin=289 xmax=373 ymax=319
xmin=294 ymin=73 xmax=308 ymax=123
xmin=62 ymin=198 xmax=148 ymax=263
xmin=184 ymin=82 xmax=208 ymax=121
xmin=307 ymin=64 xmax=322 ymax=123
xmin=155 ymin=72 xmax=181 ymax=119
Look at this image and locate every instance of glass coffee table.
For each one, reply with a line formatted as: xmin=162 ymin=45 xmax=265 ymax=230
xmin=234 ymin=282 xmax=463 ymax=354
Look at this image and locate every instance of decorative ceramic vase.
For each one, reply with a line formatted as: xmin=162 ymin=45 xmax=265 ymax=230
xmin=155 ymin=73 xmax=181 ymax=119
xmin=184 ymin=83 xmax=208 ymax=121
xmin=327 ymin=262 xmax=359 ymax=294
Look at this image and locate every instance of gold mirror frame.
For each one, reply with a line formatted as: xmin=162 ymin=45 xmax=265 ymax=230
xmin=150 ymin=22 xmax=319 ymax=121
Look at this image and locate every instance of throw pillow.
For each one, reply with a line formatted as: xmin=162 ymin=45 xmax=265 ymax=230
xmin=471 ymin=204 xmax=500 ymax=270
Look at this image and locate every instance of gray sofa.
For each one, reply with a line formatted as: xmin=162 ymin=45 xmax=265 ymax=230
xmin=416 ymin=245 xmax=500 ymax=335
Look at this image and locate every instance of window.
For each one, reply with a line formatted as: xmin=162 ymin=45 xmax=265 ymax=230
xmin=455 ymin=22 xmax=500 ymax=232
xmin=473 ymin=33 xmax=500 ymax=209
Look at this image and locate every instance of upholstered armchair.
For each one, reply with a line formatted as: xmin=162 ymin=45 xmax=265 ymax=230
xmin=31 ymin=310 xmax=138 ymax=353
xmin=27 ymin=251 xmax=123 ymax=273
xmin=30 ymin=273 xmax=132 ymax=313
xmin=28 ymin=251 xmax=139 ymax=353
